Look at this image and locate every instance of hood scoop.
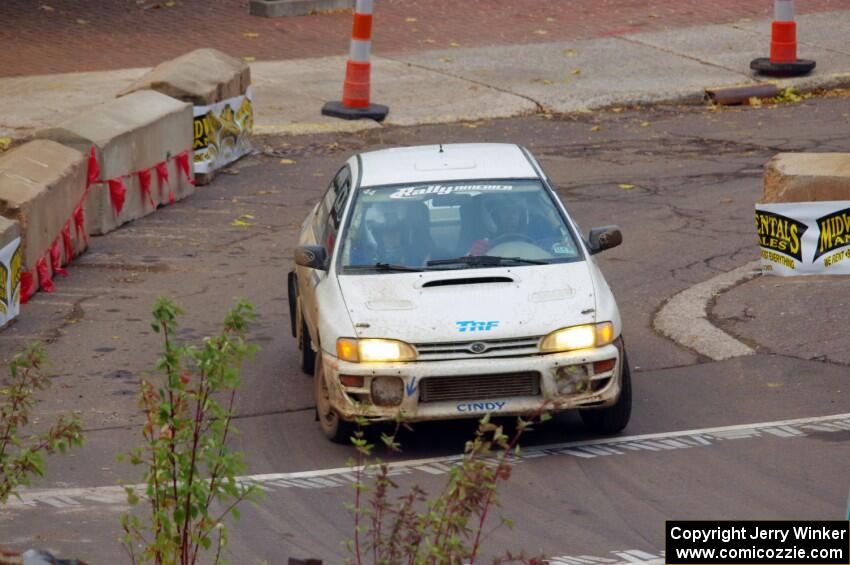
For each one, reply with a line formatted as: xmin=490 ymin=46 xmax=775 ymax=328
xmin=422 ymin=276 xmax=514 ymax=288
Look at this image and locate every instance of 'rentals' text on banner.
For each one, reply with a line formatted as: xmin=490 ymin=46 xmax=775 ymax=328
xmin=756 ymin=201 xmax=850 ymax=276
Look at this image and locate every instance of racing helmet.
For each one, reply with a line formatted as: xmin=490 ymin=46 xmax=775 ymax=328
xmin=483 ymin=193 xmax=529 ymax=234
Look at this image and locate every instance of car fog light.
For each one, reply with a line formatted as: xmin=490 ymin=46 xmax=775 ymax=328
xmin=370 ymin=376 xmax=404 ymax=407
xmin=556 ymin=364 xmax=589 ymax=395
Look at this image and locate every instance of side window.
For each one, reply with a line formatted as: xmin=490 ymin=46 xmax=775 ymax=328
xmin=314 ymin=166 xmax=351 ymax=254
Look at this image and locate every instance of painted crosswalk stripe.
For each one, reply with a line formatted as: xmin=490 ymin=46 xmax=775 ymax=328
xmin=5 ymin=412 xmax=849 ymax=510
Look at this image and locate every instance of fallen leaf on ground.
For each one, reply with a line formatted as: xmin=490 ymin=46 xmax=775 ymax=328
xmin=449 ymin=41 xmax=460 ymax=47
xmin=438 ymin=57 xmax=452 ymax=64
xmin=618 ymin=183 xmax=636 ymax=190
xmin=279 ymin=158 xmax=297 ymax=165
xmin=563 ymin=48 xmax=577 ymax=57
xmin=76 ymin=18 xmax=89 ymax=25
xmin=0 ymin=138 xmax=11 ymax=151
xmin=40 ymin=4 xmax=54 ymax=11
xmin=720 ymin=197 xmax=734 ymax=203
xmin=231 ymin=214 xmax=256 ymax=227
xmin=423 ymin=38 xmax=436 ymax=44
xmin=533 ymin=29 xmax=548 ymax=35
xmin=165 ymin=0 xmax=176 ymax=6
xmin=405 ymin=17 xmax=417 ymax=23
xmin=242 ymin=56 xmax=256 ymax=62
xmin=255 ymin=189 xmax=280 ymax=195
xmin=640 ymin=121 xmax=650 ymax=127
xmin=243 ymin=32 xmax=260 ymax=39
xmin=546 ymin=17 xmax=556 ymax=22
xmin=571 ymin=68 xmax=582 ymax=76
xmin=590 ymin=125 xmax=602 ymax=132
xmin=612 ymin=107 xmax=623 ymax=113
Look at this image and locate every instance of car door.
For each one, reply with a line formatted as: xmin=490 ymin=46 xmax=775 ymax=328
xmin=297 ymin=166 xmax=351 ymax=343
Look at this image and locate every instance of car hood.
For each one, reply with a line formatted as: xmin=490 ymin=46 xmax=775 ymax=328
xmin=337 ymin=263 xmax=597 ymax=343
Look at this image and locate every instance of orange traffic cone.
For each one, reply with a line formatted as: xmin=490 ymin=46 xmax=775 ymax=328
xmin=751 ymin=0 xmax=815 ymax=77
xmin=322 ymin=0 xmax=389 ymax=121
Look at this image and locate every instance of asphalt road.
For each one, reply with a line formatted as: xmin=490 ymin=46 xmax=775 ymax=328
xmin=1 ymin=97 xmax=849 ymax=563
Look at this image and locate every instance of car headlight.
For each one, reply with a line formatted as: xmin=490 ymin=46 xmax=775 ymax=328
xmin=539 ymin=322 xmax=615 ymax=353
xmin=336 ymin=338 xmax=418 ymax=363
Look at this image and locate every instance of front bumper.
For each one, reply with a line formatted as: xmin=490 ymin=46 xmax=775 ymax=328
xmin=320 ymin=341 xmax=623 ymax=423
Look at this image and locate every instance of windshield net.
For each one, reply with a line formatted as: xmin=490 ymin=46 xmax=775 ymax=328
xmin=340 ymin=180 xmax=582 ymax=270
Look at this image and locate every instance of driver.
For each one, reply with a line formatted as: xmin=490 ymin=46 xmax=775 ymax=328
xmin=467 ymin=194 xmax=530 ymax=256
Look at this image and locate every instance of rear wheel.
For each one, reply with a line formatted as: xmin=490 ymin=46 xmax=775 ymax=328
xmin=314 ymin=355 xmax=356 ymax=444
xmin=580 ymin=352 xmax=632 ymax=434
xmin=299 ymin=310 xmax=316 ymax=376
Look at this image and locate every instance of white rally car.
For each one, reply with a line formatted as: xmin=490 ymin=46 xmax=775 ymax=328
xmin=288 ymin=143 xmax=630 ymax=443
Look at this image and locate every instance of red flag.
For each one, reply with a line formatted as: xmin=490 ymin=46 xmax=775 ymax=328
xmin=139 ymin=169 xmax=155 ymax=208
xmin=61 ymin=222 xmax=74 ymax=261
xmin=20 ymin=272 xmax=35 ymax=304
xmin=36 ymin=256 xmax=54 ymax=293
xmin=50 ymin=241 xmax=69 ymax=277
xmin=176 ymin=150 xmax=195 ymax=185
xmin=87 ymin=146 xmax=100 ymax=189
xmin=155 ymin=162 xmax=174 ymax=205
xmin=108 ymin=178 xmax=127 ymax=216
xmin=73 ymin=205 xmax=88 ymax=245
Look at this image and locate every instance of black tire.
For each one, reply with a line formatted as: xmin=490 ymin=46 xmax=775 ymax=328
xmin=314 ymin=355 xmax=356 ymax=444
xmin=299 ymin=311 xmax=316 ymax=376
xmin=580 ymin=352 xmax=632 ymax=434
xmin=287 ymin=272 xmax=297 ymax=338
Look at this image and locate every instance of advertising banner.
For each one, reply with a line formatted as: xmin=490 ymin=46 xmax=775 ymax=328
xmin=192 ymin=87 xmax=253 ymax=175
xmin=0 ymin=236 xmax=21 ymax=327
xmin=756 ymin=201 xmax=850 ymax=276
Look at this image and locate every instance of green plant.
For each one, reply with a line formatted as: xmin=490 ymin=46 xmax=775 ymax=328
xmin=347 ymin=406 xmax=551 ymax=564
xmin=0 ymin=344 xmax=84 ymax=504
xmin=121 ymin=297 xmax=260 ymax=565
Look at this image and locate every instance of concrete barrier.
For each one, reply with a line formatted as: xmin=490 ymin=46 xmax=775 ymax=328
xmin=119 ymin=48 xmax=250 ymax=106
xmin=0 ymin=217 xmax=21 ymax=328
xmin=762 ymin=153 xmax=850 ymax=203
xmin=36 ymin=90 xmax=194 ymax=235
xmin=0 ymin=140 xmax=88 ymax=286
xmin=119 ymin=49 xmax=252 ymax=185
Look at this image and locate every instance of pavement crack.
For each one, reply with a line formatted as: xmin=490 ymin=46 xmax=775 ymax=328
xmin=616 ymin=35 xmax=756 ymax=83
xmin=376 ymin=54 xmax=545 ymax=113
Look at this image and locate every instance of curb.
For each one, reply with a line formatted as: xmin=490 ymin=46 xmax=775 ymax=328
xmin=653 ymin=261 xmax=762 ymax=361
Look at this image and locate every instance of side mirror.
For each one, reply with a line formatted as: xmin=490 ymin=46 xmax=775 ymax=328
xmin=294 ymin=245 xmax=328 ymax=271
xmin=587 ymin=226 xmax=623 ymax=255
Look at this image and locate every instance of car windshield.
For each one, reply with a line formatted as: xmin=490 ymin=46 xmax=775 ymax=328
xmin=339 ymin=179 xmax=582 ymax=271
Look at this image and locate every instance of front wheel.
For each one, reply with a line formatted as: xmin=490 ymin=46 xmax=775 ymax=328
xmin=580 ymin=352 xmax=632 ymax=434
xmin=314 ymin=355 xmax=356 ymax=444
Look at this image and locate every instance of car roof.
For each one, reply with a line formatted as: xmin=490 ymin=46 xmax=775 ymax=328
xmin=356 ymin=143 xmax=540 ymax=188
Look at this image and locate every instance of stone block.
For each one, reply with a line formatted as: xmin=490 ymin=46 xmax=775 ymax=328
xmin=36 ymin=90 xmax=194 ymax=235
xmin=762 ymin=153 xmax=850 ymax=203
xmin=118 ymin=48 xmax=250 ymax=106
xmin=0 ymin=140 xmax=87 ymax=271
xmin=250 ymin=0 xmax=353 ymax=18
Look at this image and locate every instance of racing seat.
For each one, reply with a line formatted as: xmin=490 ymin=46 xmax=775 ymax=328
xmin=455 ymin=196 xmax=486 ymax=256
xmin=405 ymin=201 xmax=435 ymax=265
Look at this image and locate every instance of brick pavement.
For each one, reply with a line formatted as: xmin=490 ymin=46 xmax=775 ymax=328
xmin=3 ymin=0 xmax=850 ymax=77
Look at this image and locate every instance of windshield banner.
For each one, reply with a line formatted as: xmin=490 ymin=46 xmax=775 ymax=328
xmin=755 ymin=201 xmax=850 ymax=275
xmin=192 ymin=87 xmax=253 ymax=175
xmin=389 ymin=183 xmax=514 ymax=199
xmin=0 ymin=236 xmax=21 ymax=327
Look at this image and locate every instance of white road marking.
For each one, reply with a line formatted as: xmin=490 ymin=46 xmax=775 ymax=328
xmin=5 ymin=412 xmax=849 ymax=511
xmin=654 ymin=260 xmax=760 ymax=360
xmin=548 ymin=548 xmax=663 ymax=565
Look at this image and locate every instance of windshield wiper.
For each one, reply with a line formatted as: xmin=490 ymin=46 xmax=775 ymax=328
xmin=426 ymin=255 xmax=548 ymax=268
xmin=345 ymin=263 xmax=426 ymax=272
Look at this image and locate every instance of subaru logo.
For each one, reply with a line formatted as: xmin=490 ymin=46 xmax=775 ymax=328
xmin=468 ymin=342 xmax=488 ymax=354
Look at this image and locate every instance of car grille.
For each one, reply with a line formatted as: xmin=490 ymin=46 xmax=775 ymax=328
xmin=419 ymin=372 xmax=541 ymax=403
xmin=414 ymin=336 xmax=541 ymax=361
